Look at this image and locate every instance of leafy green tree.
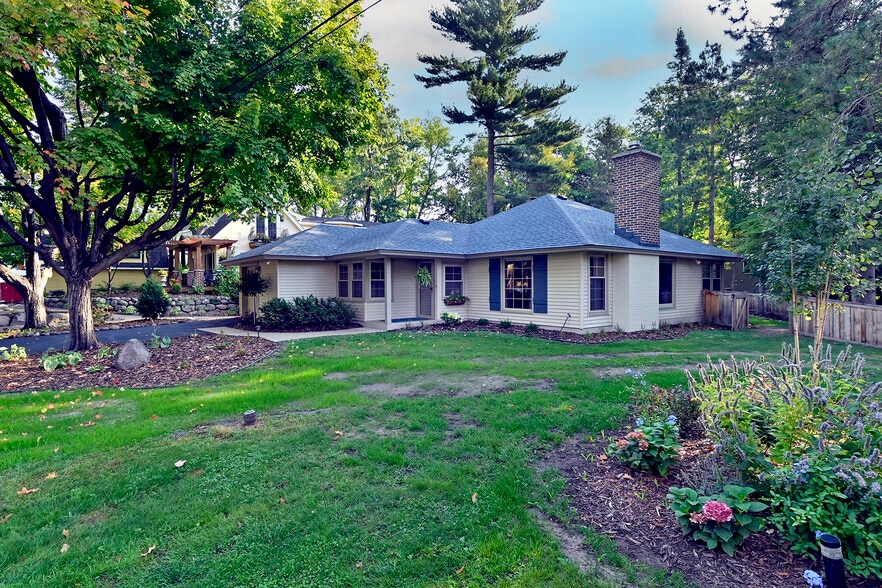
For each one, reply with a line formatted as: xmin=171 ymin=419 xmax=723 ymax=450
xmin=712 ymin=0 xmax=882 ymax=317
xmin=0 ymin=0 xmax=385 ymax=349
xmin=565 ymin=117 xmax=629 ymax=211
xmin=738 ymin=146 xmax=881 ymax=373
xmin=416 ymin=0 xmax=580 ymax=217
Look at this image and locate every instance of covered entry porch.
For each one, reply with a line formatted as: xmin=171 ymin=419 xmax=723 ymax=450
xmin=165 ymin=237 xmax=236 ymax=289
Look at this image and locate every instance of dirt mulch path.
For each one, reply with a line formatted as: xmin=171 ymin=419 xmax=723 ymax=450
xmin=1 ymin=334 xmax=281 ymax=393
xmin=539 ymin=434 xmax=881 ymax=588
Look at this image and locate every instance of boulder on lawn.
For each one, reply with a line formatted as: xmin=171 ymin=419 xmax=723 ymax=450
xmin=113 ymin=338 xmax=152 ymax=371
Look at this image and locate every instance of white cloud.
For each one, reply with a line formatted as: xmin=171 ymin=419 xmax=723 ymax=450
xmin=360 ymin=0 xmax=459 ymax=72
xmin=586 ymin=53 xmax=669 ymax=79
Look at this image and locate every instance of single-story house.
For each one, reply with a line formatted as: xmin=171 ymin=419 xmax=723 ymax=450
xmin=222 ymin=144 xmax=741 ymax=333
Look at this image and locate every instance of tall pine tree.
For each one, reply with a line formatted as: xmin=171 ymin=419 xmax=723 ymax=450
xmin=416 ymin=0 xmax=579 ymax=217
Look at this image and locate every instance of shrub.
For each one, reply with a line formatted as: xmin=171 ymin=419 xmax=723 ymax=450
xmin=609 ymin=416 xmax=681 ymax=476
xmin=631 ymin=383 xmax=702 ymax=439
xmin=136 ymin=279 xmax=170 ymax=320
xmin=667 ymin=485 xmax=767 ymax=556
xmin=213 ymin=267 xmax=240 ymax=298
xmin=689 ymin=345 xmax=882 ymax=577
xmin=0 ymin=344 xmax=26 ymax=361
xmin=92 ymin=301 xmax=113 ymax=325
xmin=170 ymin=283 xmax=183 ymax=294
xmin=524 ymin=322 xmax=539 ymax=334
xmin=190 ymin=284 xmax=206 ymax=294
xmin=499 ymin=319 xmax=512 ymax=329
xmin=477 ymin=318 xmax=490 ymax=326
xmin=259 ymin=296 xmax=354 ymax=330
xmin=440 ymin=311 xmax=462 ymax=326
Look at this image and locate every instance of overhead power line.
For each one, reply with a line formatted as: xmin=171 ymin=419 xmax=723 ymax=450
xmin=228 ymin=0 xmax=385 ymax=95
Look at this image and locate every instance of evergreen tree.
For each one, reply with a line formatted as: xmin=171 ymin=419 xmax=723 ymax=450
xmin=416 ymin=0 xmax=580 ymax=217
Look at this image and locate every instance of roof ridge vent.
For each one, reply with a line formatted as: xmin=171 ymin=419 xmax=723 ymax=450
xmin=418 ymin=219 xmax=430 ymax=225
xmin=556 ymin=195 xmax=568 ymax=200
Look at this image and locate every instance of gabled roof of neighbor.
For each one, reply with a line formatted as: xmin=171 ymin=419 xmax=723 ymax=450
xmin=223 ymin=195 xmax=740 ymax=265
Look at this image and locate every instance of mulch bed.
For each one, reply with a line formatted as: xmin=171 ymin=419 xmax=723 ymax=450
xmin=539 ymin=433 xmax=882 ymax=588
xmin=1 ymin=334 xmax=281 ymax=393
xmin=416 ymin=320 xmax=707 ymax=343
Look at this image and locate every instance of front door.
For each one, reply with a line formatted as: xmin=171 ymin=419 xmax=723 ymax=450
xmin=418 ymin=261 xmax=433 ymax=318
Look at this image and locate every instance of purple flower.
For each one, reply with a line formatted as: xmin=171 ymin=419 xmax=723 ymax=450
xmin=803 ymin=569 xmax=824 ymax=587
xmin=666 ymin=415 xmax=678 ymax=424
xmin=635 ymin=417 xmax=645 ymax=426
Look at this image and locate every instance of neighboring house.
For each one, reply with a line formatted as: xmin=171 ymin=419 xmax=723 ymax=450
xmin=222 ymin=144 xmax=741 ymax=333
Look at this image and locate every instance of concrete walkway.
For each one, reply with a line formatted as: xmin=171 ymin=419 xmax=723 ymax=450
xmin=199 ymin=325 xmax=384 ymax=341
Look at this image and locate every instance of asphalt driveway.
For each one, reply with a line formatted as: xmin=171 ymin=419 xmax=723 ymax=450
xmin=2 ymin=318 xmax=240 ymax=354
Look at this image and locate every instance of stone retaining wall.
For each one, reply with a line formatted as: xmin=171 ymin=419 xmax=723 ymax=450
xmin=2 ymin=294 xmax=239 ymax=329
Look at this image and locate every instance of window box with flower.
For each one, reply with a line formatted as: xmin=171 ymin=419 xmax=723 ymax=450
xmin=443 ymin=292 xmax=470 ymax=306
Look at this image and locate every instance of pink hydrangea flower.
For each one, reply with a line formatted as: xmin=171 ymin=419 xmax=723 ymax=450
xmin=625 ymin=431 xmax=645 ymax=441
xmin=689 ymin=512 xmax=707 ymax=525
xmin=702 ymin=500 xmax=734 ymax=523
xmin=638 ymin=440 xmax=650 ymax=451
xmin=615 ymin=439 xmax=629 ymax=449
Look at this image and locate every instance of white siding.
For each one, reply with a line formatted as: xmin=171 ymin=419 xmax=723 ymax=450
xmin=276 ymin=261 xmax=335 ymax=299
xmin=611 ymin=254 xmax=660 ymax=332
xmin=545 ymin=252 xmax=583 ymax=332
xmin=239 ymin=263 xmax=279 ymax=316
xmin=659 ymin=259 xmax=704 ymax=325
xmin=391 ymin=259 xmax=419 ymax=319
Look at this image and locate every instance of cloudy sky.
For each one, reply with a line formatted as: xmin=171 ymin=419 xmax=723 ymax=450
xmin=360 ymin=0 xmax=777 ymax=130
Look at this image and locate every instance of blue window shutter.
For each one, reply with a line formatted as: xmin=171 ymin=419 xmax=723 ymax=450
xmin=534 ymin=254 xmax=548 ymax=314
xmin=489 ymin=258 xmax=501 ymax=311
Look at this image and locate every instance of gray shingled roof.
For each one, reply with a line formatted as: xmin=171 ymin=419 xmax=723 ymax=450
xmin=224 ymin=195 xmax=740 ymax=265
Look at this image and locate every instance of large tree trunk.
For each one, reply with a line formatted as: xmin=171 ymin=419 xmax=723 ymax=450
xmin=67 ymin=275 xmax=98 ymax=350
xmin=486 ymin=126 xmax=496 ymax=218
xmin=0 ymin=262 xmax=49 ymax=329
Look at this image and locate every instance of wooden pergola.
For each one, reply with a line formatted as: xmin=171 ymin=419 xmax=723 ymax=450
xmin=165 ymin=237 xmax=236 ymax=288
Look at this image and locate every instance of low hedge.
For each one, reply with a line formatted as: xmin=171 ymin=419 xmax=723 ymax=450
xmin=259 ymin=296 xmax=355 ymax=330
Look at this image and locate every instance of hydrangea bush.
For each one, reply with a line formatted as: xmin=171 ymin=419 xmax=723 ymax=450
xmin=667 ymin=484 xmax=767 ymax=556
xmin=609 ymin=415 xmax=681 ymax=476
xmin=689 ymin=345 xmax=882 ymax=577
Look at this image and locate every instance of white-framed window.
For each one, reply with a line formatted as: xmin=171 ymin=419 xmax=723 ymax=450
xmin=589 ymin=255 xmax=606 ymax=312
xmin=370 ymin=261 xmax=385 ymax=298
xmin=338 ymin=264 xmax=349 ymax=298
xmin=659 ymin=258 xmax=674 ymax=305
xmin=444 ymin=266 xmax=464 ymax=297
xmin=504 ymin=257 xmax=532 ymax=310
xmin=702 ymin=262 xmax=721 ymax=291
xmin=352 ymin=262 xmax=363 ymax=298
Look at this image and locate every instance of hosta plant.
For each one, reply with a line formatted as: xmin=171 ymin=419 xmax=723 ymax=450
xmin=667 ymin=484 xmax=767 ymax=556
xmin=609 ymin=416 xmax=681 ymax=476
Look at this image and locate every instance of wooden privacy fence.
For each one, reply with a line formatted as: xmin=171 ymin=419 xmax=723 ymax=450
xmin=793 ymin=299 xmax=882 ymax=347
xmin=703 ymin=291 xmax=749 ymax=331
xmin=746 ymin=293 xmax=790 ymax=320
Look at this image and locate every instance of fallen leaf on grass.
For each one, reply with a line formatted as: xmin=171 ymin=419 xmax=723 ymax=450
xmin=455 ymin=565 xmax=465 ymax=575
xmin=356 ymin=561 xmax=364 ymax=569
xmin=45 ymin=472 xmax=58 ymax=480
xmin=174 ymin=460 xmax=186 ymax=468
xmin=333 ymin=430 xmax=344 ymax=441
xmin=150 ymin=414 xmax=158 ymax=420
xmin=279 ymin=497 xmax=286 ymax=504
xmin=17 ymin=487 xmax=38 ymax=496
xmin=60 ymin=543 xmax=69 ymax=554
xmin=471 ymin=493 xmax=478 ymax=504
xmin=140 ymin=544 xmax=156 ymax=557
xmin=63 ymin=529 xmax=71 ymax=538
xmin=0 ymin=514 xmax=12 ymax=524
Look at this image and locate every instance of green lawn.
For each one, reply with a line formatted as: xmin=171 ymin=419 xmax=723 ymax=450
xmin=2 ymin=328 xmax=881 ymax=587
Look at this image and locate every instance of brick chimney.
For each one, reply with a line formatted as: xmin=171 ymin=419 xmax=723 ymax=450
xmin=612 ymin=142 xmax=661 ymax=247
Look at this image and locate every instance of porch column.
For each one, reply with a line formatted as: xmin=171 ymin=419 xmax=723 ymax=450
xmin=193 ymin=244 xmax=204 ymax=287
xmin=384 ymin=256 xmax=392 ymax=330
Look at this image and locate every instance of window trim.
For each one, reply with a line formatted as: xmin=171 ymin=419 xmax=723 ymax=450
xmin=702 ymin=262 xmax=721 ymax=292
xmin=444 ymin=265 xmax=464 ymax=297
xmin=338 ymin=263 xmax=349 ymax=298
xmin=503 ymin=257 xmax=533 ymax=311
xmin=369 ymin=260 xmax=385 ymax=299
xmin=351 ymin=262 xmax=363 ymax=299
xmin=588 ymin=255 xmax=607 ymax=313
xmin=659 ymin=257 xmax=675 ymax=306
